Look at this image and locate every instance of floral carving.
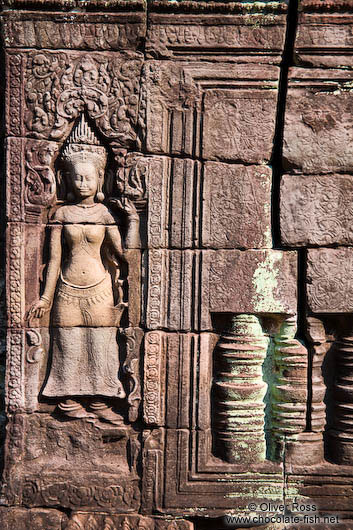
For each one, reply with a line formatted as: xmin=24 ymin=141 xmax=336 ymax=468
xmin=203 ymin=162 xmax=271 ymax=249
xmin=24 ymin=51 xmax=143 ymax=145
xmin=307 ymin=248 xmax=353 ymax=313
xmin=281 ymin=174 xmax=353 ymax=246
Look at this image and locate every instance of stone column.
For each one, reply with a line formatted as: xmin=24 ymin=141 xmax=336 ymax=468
xmin=212 ymin=314 xmax=269 ymax=464
xmin=272 ymin=317 xmax=314 ymax=464
xmin=328 ymin=332 xmax=353 ymax=464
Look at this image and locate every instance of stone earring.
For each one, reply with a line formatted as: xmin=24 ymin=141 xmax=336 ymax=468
xmin=96 ymin=176 xmax=104 ymax=202
xmin=67 ymin=191 xmax=75 ymax=202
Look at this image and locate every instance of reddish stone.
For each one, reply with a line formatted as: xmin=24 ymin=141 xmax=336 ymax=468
xmin=2 ymin=10 xmax=146 ymax=51
xmin=280 ymin=174 xmax=353 ymax=247
xmin=0 ymin=508 xmax=65 ymax=530
xmin=283 ymin=68 xmax=353 ymax=174
xmin=202 ymin=162 xmax=272 ymax=249
xmin=6 ymin=49 xmax=143 ymax=144
xmin=144 ymin=61 xmax=279 ymax=161
xmin=208 ymin=250 xmax=297 ymax=315
xmin=146 ymin=11 xmax=287 ymax=63
xmin=146 ymin=157 xmax=272 ymax=249
xmin=295 ymin=2 xmax=353 ymax=68
xmin=307 ymin=248 xmax=353 ymax=313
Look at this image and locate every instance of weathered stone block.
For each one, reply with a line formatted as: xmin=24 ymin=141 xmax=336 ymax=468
xmin=209 ymin=250 xmax=297 ymax=315
xmin=66 ymin=513 xmax=194 ymax=529
xmin=307 ymin=248 xmax=353 ymax=313
xmin=144 ymin=61 xmax=279 ymax=161
xmin=202 ymin=162 xmax=272 ymax=249
xmin=4 ymin=413 xmax=141 ymax=512
xmin=146 ymin=157 xmax=272 ymax=249
xmin=6 ymin=49 xmax=144 ymax=144
xmin=283 ymin=68 xmax=353 ymax=174
xmin=0 ymin=507 xmax=65 ymax=530
xmin=146 ymin=9 xmax=287 ymax=63
xmin=295 ymin=0 xmax=353 ymax=68
xmin=142 ymin=427 xmax=283 ymax=516
xmin=280 ymin=174 xmax=353 ymax=247
xmin=203 ymin=88 xmax=278 ymax=163
xmin=2 ymin=10 xmax=146 ymax=51
xmin=145 ymin=249 xmax=297 ymax=332
xmin=143 ymin=331 xmax=217 ymax=429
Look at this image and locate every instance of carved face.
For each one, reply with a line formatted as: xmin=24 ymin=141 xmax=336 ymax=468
xmin=69 ymin=161 xmax=99 ymax=199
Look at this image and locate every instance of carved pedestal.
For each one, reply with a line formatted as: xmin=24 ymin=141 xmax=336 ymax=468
xmin=212 ymin=314 xmax=269 ymax=464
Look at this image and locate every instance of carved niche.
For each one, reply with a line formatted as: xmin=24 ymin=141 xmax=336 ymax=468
xmin=4 ymin=46 xmax=146 ymax=509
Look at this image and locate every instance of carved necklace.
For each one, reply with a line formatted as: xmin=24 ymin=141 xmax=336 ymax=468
xmin=73 ymin=203 xmax=98 ymax=209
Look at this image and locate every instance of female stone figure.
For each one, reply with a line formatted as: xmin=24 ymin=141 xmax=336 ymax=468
xmin=29 ymin=116 xmax=139 ymax=425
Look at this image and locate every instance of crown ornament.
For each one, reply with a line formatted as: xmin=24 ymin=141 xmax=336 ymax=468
xmin=61 ymin=114 xmax=107 ymax=170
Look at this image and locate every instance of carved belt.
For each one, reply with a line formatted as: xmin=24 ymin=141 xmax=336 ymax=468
xmin=56 ymin=272 xmax=113 ymax=305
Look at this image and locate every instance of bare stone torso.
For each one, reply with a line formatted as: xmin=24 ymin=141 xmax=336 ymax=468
xmin=61 ymin=223 xmax=106 ymax=286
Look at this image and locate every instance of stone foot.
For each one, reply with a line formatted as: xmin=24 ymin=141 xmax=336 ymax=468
xmin=57 ymin=401 xmax=95 ymax=420
xmin=89 ymin=402 xmax=125 ymax=426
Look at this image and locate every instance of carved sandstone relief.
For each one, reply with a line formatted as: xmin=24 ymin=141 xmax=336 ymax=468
xmin=4 ymin=112 xmax=144 ymax=511
xmin=295 ymin=0 xmax=353 ymax=68
xmin=143 ymin=61 xmax=280 ymax=161
xmin=280 ymin=174 xmax=353 ymax=247
xmin=145 ymin=157 xmax=272 ymax=249
xmin=146 ymin=7 xmax=287 ymax=62
xmin=2 ymin=10 xmax=146 ymax=51
xmin=6 ymin=50 xmax=144 ymax=146
xmin=283 ymin=68 xmax=353 ymax=174
xmin=212 ymin=314 xmax=269 ymax=464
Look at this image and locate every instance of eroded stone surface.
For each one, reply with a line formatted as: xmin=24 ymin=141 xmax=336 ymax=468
xmin=147 ymin=12 xmax=287 ymax=63
xmin=307 ymin=248 xmax=353 ymax=313
xmin=295 ymin=0 xmax=353 ymax=68
xmin=283 ymin=68 xmax=353 ymax=174
xmin=3 ymin=0 xmax=351 ymax=522
xmin=0 ymin=507 xmax=66 ymax=530
xmin=209 ymin=250 xmax=297 ymax=315
xmin=144 ymin=61 xmax=279 ymax=160
xmin=280 ymin=174 xmax=353 ymax=246
xmin=202 ymin=162 xmax=272 ymax=249
xmin=2 ymin=11 xmax=146 ymax=51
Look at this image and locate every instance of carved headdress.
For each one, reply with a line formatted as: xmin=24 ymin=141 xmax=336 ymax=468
xmin=61 ymin=115 xmax=107 ymax=201
xmin=61 ymin=114 xmax=107 ymax=170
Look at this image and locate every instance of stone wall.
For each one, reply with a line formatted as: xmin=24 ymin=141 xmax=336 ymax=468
xmin=1 ymin=0 xmax=353 ymax=528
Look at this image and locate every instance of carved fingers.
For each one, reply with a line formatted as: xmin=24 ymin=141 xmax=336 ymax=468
xmin=28 ymin=298 xmax=51 ymax=321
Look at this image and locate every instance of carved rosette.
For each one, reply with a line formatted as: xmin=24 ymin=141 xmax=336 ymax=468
xmin=212 ymin=314 xmax=269 ymax=464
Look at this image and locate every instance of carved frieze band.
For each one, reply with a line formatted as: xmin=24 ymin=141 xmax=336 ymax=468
xmin=3 ymin=13 xmax=145 ymax=51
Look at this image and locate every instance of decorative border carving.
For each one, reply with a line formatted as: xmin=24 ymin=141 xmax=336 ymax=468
xmin=7 ymin=224 xmax=24 ymax=328
xmin=143 ymin=331 xmax=165 ymax=426
xmin=6 ymin=139 xmax=23 ymax=223
xmin=6 ymin=329 xmax=24 ymax=413
xmin=6 ymin=53 xmax=23 ymax=137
